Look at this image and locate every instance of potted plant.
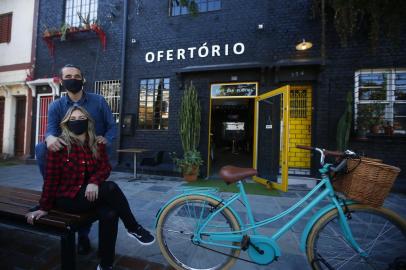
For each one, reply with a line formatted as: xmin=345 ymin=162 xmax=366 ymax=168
xmin=357 ymin=104 xmax=385 ymax=134
xmin=172 ymin=149 xmax=203 ymax=181
xmin=77 ymin=12 xmax=91 ymax=30
xmin=60 ymin=23 xmax=70 ymax=41
xmin=355 ymin=115 xmax=368 ymax=140
xmin=90 ymin=19 xmax=101 ymax=31
xmin=43 ymin=25 xmax=51 ymax=37
xmin=173 ymin=82 xmax=202 ymax=181
xmin=383 ymin=121 xmax=394 ymax=136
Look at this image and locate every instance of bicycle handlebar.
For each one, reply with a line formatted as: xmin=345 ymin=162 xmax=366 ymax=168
xmin=296 ymin=145 xmax=344 ymax=158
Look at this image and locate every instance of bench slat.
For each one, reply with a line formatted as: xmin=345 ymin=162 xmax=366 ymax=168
xmin=0 ymin=196 xmax=38 ymax=208
xmin=0 ymin=203 xmax=68 ymax=228
xmin=0 ymin=189 xmax=41 ymax=203
xmin=0 ymin=186 xmax=42 ymax=195
xmin=0 ymin=186 xmax=98 ymax=231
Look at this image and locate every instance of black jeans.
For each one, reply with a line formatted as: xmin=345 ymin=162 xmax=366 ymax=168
xmin=55 ymin=181 xmax=139 ymax=267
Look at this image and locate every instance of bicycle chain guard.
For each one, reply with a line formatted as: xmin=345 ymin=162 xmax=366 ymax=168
xmin=246 ymin=236 xmax=278 ymax=265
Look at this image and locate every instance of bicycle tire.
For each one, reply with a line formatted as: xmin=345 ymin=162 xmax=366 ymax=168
xmin=306 ymin=204 xmax=406 ymax=270
xmin=156 ymin=194 xmax=241 ymax=270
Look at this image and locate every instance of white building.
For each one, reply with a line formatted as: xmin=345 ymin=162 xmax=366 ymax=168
xmin=0 ymin=0 xmax=37 ymax=158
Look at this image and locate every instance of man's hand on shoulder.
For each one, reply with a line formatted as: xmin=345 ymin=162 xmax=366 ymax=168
xmin=96 ymin=136 xmax=108 ymax=144
xmin=45 ymin=135 xmax=67 ymax=152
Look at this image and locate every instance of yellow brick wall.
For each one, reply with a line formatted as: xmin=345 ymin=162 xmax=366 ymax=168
xmin=280 ymin=86 xmax=312 ymax=169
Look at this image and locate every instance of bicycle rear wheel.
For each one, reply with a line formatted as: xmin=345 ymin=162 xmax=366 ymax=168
xmin=306 ymin=204 xmax=406 ymax=270
xmin=156 ymin=195 xmax=241 ymax=270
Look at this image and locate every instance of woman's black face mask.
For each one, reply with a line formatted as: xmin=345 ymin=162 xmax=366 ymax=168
xmin=62 ymin=79 xmax=83 ymax=94
xmin=67 ymin=119 xmax=88 ymax=135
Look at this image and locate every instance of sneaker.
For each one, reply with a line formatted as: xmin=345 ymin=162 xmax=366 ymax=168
xmin=127 ymin=225 xmax=156 ymax=246
xmin=97 ymin=264 xmax=112 ymax=270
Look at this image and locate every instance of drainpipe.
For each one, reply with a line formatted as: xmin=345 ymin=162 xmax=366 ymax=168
xmin=117 ymin=0 xmax=128 ymax=163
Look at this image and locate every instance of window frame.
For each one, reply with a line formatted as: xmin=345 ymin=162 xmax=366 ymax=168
xmin=0 ymin=12 xmax=12 ymax=44
xmin=169 ymin=0 xmax=221 ymax=16
xmin=64 ymin=0 xmax=98 ymax=27
xmin=354 ymin=68 xmax=406 ymax=134
xmin=138 ymin=78 xmax=170 ymax=130
xmin=94 ymin=80 xmax=121 ymax=124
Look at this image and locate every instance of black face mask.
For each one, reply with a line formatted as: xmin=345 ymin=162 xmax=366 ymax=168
xmin=62 ymin=79 xmax=83 ymax=94
xmin=67 ymin=119 xmax=88 ymax=135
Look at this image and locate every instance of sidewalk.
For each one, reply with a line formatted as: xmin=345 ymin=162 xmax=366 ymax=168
xmin=0 ymin=164 xmax=405 ymax=270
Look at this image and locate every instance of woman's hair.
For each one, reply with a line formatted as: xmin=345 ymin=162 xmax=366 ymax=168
xmin=60 ymin=106 xmax=99 ymax=158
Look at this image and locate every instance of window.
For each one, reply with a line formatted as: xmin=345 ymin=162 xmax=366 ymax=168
xmin=95 ymin=80 xmax=121 ymax=123
xmin=65 ymin=0 xmax=98 ymax=27
xmin=170 ymin=0 xmax=221 ymax=16
xmin=355 ymin=69 xmax=406 ymax=134
xmin=138 ymin=78 xmax=170 ymax=130
xmin=0 ymin=13 xmax=12 ymax=43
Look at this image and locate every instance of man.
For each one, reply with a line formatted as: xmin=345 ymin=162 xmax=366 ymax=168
xmin=35 ymin=64 xmax=117 ymax=255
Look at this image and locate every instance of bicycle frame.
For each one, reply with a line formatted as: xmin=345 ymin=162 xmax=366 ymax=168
xmin=188 ymin=164 xmax=366 ymax=257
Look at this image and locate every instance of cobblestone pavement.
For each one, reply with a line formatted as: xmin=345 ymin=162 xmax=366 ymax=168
xmin=0 ymin=164 xmax=405 ymax=270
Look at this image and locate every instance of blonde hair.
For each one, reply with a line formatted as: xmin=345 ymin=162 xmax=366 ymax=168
xmin=60 ymin=106 xmax=99 ymax=159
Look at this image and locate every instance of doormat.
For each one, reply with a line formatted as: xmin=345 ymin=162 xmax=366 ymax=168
xmin=182 ymin=179 xmax=280 ymax=196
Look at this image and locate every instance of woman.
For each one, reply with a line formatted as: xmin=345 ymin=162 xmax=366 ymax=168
xmin=26 ymin=106 xmax=155 ymax=270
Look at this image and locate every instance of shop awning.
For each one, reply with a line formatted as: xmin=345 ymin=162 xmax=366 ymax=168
xmin=176 ymin=62 xmax=267 ymax=74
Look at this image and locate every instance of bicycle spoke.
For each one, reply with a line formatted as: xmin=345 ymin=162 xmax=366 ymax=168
xmin=308 ymin=205 xmax=406 ymax=270
xmin=157 ymin=195 xmax=240 ymax=270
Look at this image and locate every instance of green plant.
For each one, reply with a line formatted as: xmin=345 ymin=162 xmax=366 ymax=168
xmin=180 ymin=82 xmax=201 ymax=153
xmin=336 ymin=91 xmax=353 ymax=151
xmin=174 ymin=82 xmax=202 ymax=175
xmin=172 ymin=149 xmax=203 ymax=174
xmin=312 ymin=0 xmax=406 ymax=50
xmin=77 ymin=12 xmax=91 ymax=29
xmin=357 ymin=103 xmax=385 ymax=129
xmin=60 ymin=23 xmax=70 ymax=41
xmin=178 ymin=0 xmax=198 ymax=15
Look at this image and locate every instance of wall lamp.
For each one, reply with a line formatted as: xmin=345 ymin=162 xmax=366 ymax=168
xmin=296 ymin=39 xmax=313 ymax=51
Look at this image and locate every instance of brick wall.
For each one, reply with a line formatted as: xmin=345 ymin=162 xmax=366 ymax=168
xmin=34 ymin=0 xmax=406 ymax=178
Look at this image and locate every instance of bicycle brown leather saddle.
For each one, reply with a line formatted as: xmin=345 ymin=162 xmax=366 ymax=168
xmin=219 ymin=166 xmax=257 ymax=184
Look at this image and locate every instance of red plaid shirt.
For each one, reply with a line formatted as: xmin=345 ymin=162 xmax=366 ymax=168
xmin=39 ymin=143 xmax=111 ymax=211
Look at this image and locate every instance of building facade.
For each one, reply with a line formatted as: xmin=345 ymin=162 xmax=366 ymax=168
xmin=32 ymin=0 xmax=406 ymax=187
xmin=0 ymin=0 xmax=38 ymax=158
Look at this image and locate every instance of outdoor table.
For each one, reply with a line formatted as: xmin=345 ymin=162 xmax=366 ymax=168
xmin=117 ymin=148 xmax=148 ymax=180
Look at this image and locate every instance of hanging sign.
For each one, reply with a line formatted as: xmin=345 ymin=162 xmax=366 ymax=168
xmin=211 ymin=82 xmax=257 ymax=98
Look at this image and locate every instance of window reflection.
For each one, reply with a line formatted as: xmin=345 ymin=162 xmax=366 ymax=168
xmin=171 ymin=0 xmax=221 ymax=16
xmin=138 ymin=78 xmax=170 ymax=130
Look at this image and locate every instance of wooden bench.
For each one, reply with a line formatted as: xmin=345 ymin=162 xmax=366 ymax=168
xmin=0 ymin=185 xmax=97 ymax=270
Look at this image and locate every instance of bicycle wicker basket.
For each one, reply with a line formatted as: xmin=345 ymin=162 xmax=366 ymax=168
xmin=333 ymin=158 xmax=401 ymax=207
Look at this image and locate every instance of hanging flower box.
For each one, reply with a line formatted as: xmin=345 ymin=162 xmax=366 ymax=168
xmin=42 ymin=24 xmax=106 ymax=56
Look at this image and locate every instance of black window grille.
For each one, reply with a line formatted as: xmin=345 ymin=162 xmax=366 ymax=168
xmin=65 ymin=0 xmax=98 ymax=27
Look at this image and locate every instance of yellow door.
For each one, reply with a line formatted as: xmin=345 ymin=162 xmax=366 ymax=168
xmin=253 ymin=85 xmax=290 ymax=192
xmin=285 ymin=85 xmax=312 ymax=174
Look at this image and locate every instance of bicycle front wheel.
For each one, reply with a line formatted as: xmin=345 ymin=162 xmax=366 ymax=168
xmin=156 ymin=195 xmax=241 ymax=270
xmin=306 ymin=204 xmax=406 ymax=270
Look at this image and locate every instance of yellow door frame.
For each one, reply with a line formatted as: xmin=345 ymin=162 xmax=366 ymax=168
xmin=253 ymin=85 xmax=290 ymax=192
xmin=207 ymin=82 xmax=258 ymax=177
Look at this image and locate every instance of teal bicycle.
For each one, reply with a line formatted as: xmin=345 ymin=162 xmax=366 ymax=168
xmin=155 ymin=146 xmax=406 ymax=270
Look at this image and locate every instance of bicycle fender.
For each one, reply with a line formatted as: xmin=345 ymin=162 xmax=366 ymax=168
xmin=154 ymin=193 xmax=243 ymax=229
xmin=299 ymin=200 xmax=356 ymax=252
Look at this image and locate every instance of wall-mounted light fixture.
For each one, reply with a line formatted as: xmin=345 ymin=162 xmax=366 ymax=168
xmin=296 ymin=39 xmax=313 ymax=51
xmin=257 ymin=24 xmax=264 ymax=30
